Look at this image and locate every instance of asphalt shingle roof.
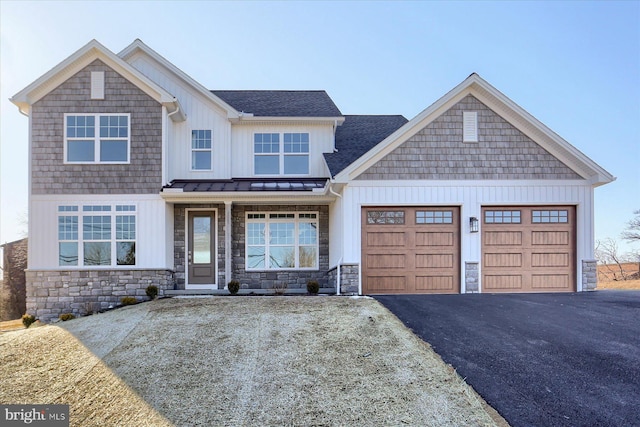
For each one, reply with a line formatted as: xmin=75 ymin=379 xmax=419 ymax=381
xmin=324 ymin=115 xmax=408 ymax=177
xmin=211 ymin=90 xmax=342 ymax=117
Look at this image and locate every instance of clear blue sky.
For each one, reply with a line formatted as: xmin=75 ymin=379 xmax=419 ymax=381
xmin=1 ymin=1 xmax=639 ymax=254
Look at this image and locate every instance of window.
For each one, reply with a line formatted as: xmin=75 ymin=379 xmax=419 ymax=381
xmin=254 ymin=132 xmax=309 ymax=175
xmin=416 ymin=210 xmax=453 ymax=224
xmin=246 ymin=212 xmax=318 ymax=270
xmin=532 ymin=210 xmax=568 ymax=223
xmin=191 ymin=130 xmax=212 ymax=170
xmin=484 ymin=210 xmax=521 ymax=224
xmin=57 ymin=204 xmax=136 ymax=267
xmin=366 ymin=210 xmax=405 ymax=225
xmin=65 ymin=114 xmax=130 ymax=163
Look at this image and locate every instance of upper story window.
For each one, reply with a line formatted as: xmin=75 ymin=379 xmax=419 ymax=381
xmin=254 ymin=132 xmax=309 ymax=175
xmin=191 ymin=130 xmax=212 ymax=170
xmin=65 ymin=114 xmax=130 ymax=163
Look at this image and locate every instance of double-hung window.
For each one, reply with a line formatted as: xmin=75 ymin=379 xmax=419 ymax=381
xmin=246 ymin=212 xmax=318 ymax=270
xmin=191 ymin=130 xmax=212 ymax=170
xmin=57 ymin=204 xmax=136 ymax=267
xmin=65 ymin=114 xmax=130 ymax=163
xmin=254 ymin=133 xmax=309 ymax=175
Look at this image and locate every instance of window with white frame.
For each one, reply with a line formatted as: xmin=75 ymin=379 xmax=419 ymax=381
xmin=254 ymin=133 xmax=309 ymax=175
xmin=65 ymin=114 xmax=130 ymax=163
xmin=57 ymin=204 xmax=136 ymax=267
xmin=246 ymin=212 xmax=318 ymax=270
xmin=191 ymin=130 xmax=212 ymax=170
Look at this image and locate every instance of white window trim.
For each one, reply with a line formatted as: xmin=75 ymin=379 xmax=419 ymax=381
xmin=245 ymin=211 xmax=319 ymax=271
xmin=56 ymin=203 xmax=137 ymax=268
xmin=190 ymin=129 xmax=213 ymax=172
xmin=63 ymin=113 xmax=131 ymax=164
xmin=253 ymin=132 xmax=310 ymax=176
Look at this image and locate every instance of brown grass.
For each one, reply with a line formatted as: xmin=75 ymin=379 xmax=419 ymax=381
xmin=597 ymin=279 xmax=640 ymax=290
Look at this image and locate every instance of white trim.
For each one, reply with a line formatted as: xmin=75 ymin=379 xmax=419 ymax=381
xmin=463 ymin=111 xmax=478 ymax=142
xmin=252 ymin=132 xmax=311 ymax=177
xmin=185 ymin=208 xmax=218 ymax=289
xmin=63 ymin=113 xmax=131 ymax=164
xmin=190 ymin=129 xmax=214 ymax=171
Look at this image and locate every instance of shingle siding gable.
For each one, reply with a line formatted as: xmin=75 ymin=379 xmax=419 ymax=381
xmin=356 ymin=95 xmax=582 ymax=180
xmin=31 ymin=59 xmax=163 ymax=194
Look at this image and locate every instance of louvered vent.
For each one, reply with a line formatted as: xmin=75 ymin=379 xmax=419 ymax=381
xmin=463 ymin=111 xmax=478 ymax=142
xmin=91 ymin=71 xmax=105 ymax=100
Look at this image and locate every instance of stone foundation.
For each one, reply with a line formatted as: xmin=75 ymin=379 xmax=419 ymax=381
xmin=25 ymin=269 xmax=174 ymax=323
xmin=328 ymin=264 xmax=359 ymax=295
xmin=582 ymin=259 xmax=598 ymax=291
xmin=465 ymin=262 xmax=479 ymax=293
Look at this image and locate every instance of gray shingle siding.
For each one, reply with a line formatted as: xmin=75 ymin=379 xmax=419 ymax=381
xmin=31 ymin=59 xmax=163 ymax=194
xmin=356 ymin=95 xmax=582 ymax=180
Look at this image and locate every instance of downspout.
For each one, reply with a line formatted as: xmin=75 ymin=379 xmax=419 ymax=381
xmin=329 ymin=182 xmax=342 ymax=295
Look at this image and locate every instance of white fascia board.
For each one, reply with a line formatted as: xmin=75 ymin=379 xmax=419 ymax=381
xmin=118 ymin=39 xmax=240 ymax=120
xmin=333 ymin=73 xmax=615 ymax=187
xmin=231 ymin=116 xmax=346 ymax=126
xmin=10 ymin=39 xmax=179 ymax=115
xmin=160 ymin=192 xmax=336 ymax=203
xmin=347 ymin=178 xmax=591 ymax=188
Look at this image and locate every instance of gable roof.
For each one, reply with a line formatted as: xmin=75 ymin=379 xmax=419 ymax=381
xmin=324 ymin=115 xmax=408 ymax=177
xmin=334 ymin=73 xmax=615 ymax=187
xmin=212 ymin=90 xmax=342 ymax=118
xmin=10 ymin=39 xmax=184 ymax=120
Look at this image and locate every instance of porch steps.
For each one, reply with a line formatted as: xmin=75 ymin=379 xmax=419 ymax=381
xmin=164 ymin=288 xmax=337 ymax=297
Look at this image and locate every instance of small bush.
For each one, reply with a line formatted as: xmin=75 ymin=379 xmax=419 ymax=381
xmin=307 ymin=280 xmax=320 ymax=294
xmin=59 ymin=313 xmax=75 ymax=321
xmin=121 ymin=296 xmax=137 ymax=306
xmin=146 ymin=285 xmax=159 ymax=299
xmin=22 ymin=313 xmax=36 ymax=328
xmin=272 ymin=281 xmax=288 ymax=295
xmin=228 ymin=280 xmax=240 ymax=295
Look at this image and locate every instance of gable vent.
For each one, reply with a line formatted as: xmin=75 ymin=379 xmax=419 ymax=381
xmin=91 ymin=71 xmax=105 ymax=100
xmin=463 ymin=111 xmax=478 ymax=142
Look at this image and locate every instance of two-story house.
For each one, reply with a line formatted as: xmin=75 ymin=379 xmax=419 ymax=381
xmin=11 ymin=40 xmax=614 ymax=322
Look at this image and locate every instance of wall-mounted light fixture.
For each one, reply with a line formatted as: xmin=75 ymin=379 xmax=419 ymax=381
xmin=470 ymin=217 xmax=479 ymax=233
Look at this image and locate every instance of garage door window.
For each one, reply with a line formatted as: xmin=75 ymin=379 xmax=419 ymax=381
xmin=416 ymin=210 xmax=453 ymax=224
xmin=484 ymin=210 xmax=521 ymax=224
xmin=366 ymin=210 xmax=405 ymax=224
xmin=532 ymin=210 xmax=568 ymax=223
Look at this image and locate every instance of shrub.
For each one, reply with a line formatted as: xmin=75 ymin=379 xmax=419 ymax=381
xmin=228 ymin=280 xmax=240 ymax=295
xmin=22 ymin=313 xmax=36 ymax=328
xmin=307 ymin=280 xmax=320 ymax=294
xmin=121 ymin=296 xmax=137 ymax=306
xmin=272 ymin=281 xmax=288 ymax=295
xmin=59 ymin=313 xmax=75 ymax=321
xmin=146 ymin=285 xmax=159 ymax=300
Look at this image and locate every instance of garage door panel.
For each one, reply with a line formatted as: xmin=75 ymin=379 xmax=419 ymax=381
xmin=531 ymin=253 xmax=569 ymax=267
xmin=366 ymin=232 xmax=406 ymax=246
xmin=532 ymin=231 xmax=569 ymax=245
xmin=484 ymin=275 xmax=523 ymax=290
xmin=484 ymin=253 xmax=522 ymax=267
xmin=416 ymin=232 xmax=454 ymax=246
xmin=362 ymin=207 xmax=459 ymax=294
xmin=416 ymin=275 xmax=454 ymax=291
xmin=532 ymin=274 xmax=570 ymax=289
xmin=415 ymin=253 xmax=453 ymax=269
xmin=484 ymin=231 xmax=522 ymax=246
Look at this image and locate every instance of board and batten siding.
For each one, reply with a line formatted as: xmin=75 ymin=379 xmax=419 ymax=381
xmin=336 ymin=180 xmax=594 ymax=292
xmin=230 ymin=123 xmax=334 ymax=177
xmin=29 ymin=195 xmax=173 ymax=270
xmin=127 ymin=54 xmax=232 ymax=181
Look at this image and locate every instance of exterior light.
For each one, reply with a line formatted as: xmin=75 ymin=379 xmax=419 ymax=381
xmin=470 ymin=217 xmax=479 ymax=233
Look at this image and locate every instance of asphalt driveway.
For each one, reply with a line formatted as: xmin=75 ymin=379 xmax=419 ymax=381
xmin=375 ymin=291 xmax=640 ymax=427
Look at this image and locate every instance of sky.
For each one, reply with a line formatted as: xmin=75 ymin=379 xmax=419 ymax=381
xmin=1 ymin=0 xmax=639 ymax=255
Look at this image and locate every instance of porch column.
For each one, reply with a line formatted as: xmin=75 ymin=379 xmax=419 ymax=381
xmin=225 ymin=201 xmax=232 ymax=288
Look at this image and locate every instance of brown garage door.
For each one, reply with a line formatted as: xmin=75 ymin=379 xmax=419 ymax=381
xmin=481 ymin=206 xmax=575 ymax=293
xmin=362 ymin=207 xmax=460 ymax=294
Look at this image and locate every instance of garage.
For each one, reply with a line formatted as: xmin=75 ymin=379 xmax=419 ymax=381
xmin=362 ymin=206 xmax=460 ymax=294
xmin=481 ymin=206 xmax=576 ymax=293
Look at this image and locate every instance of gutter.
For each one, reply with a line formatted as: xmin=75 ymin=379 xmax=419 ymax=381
xmin=329 ymin=182 xmax=343 ymax=295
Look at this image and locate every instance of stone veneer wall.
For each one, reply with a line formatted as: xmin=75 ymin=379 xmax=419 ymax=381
xmin=465 ymin=262 xmax=479 ymax=293
xmin=357 ymin=95 xmax=581 ymax=180
xmin=327 ymin=264 xmax=359 ymax=295
xmin=173 ymin=204 xmax=226 ymax=289
xmin=582 ymin=260 xmax=598 ymax=291
xmin=232 ymin=205 xmax=329 ymax=289
xmin=25 ymin=269 xmax=174 ymax=323
xmin=30 ymin=59 xmax=163 ymax=194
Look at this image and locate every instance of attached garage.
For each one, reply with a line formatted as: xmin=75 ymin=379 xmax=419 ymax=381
xmin=362 ymin=207 xmax=460 ymax=294
xmin=481 ymin=206 xmax=576 ymax=293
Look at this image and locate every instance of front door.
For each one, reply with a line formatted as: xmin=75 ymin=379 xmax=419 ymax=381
xmin=188 ymin=211 xmax=216 ymax=286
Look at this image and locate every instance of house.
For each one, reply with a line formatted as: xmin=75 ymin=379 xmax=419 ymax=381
xmin=0 ymin=238 xmax=28 ymax=321
xmin=11 ymin=39 xmax=614 ymax=322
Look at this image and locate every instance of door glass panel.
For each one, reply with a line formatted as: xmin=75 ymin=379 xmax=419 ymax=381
xmin=193 ymin=216 xmax=211 ymax=264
